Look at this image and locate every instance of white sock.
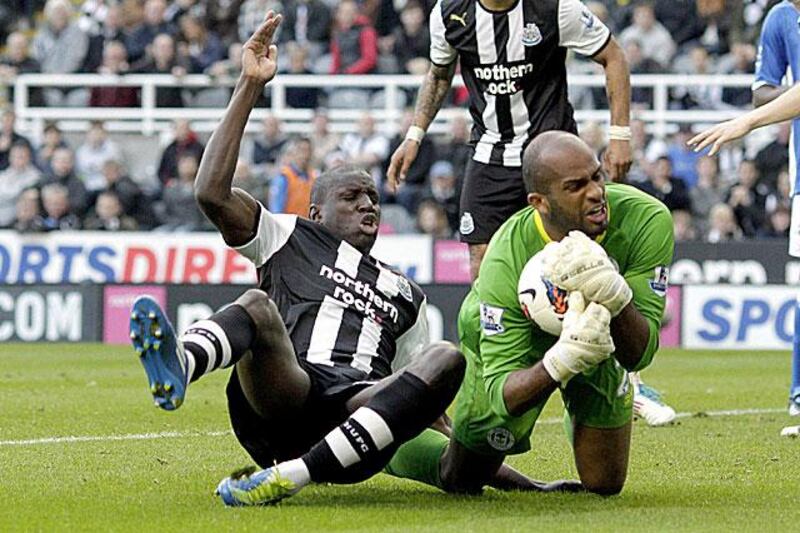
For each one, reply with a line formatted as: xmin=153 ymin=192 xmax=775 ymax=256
xmin=275 ymin=458 xmax=311 ymax=490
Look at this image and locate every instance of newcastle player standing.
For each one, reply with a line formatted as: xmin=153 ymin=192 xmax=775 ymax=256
xmin=128 ymin=12 xmax=472 ymax=505
xmin=388 ymin=0 xmax=632 ymax=281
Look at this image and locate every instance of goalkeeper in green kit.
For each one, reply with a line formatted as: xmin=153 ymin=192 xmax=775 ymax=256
xmin=385 ymin=130 xmax=674 ymax=494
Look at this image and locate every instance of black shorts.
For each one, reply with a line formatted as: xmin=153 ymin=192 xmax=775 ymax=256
xmin=459 ymin=159 xmax=527 ymax=245
xmin=226 ymin=362 xmax=376 ymax=468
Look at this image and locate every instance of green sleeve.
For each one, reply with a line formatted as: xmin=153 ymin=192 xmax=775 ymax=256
xmin=477 ymin=255 xmax=549 ymax=419
xmin=622 ymin=205 xmax=675 ymax=372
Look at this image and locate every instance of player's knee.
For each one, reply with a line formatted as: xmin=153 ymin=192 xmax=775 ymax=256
xmin=236 ymin=289 xmax=282 ymax=335
xmin=419 ymin=341 xmax=465 ymax=392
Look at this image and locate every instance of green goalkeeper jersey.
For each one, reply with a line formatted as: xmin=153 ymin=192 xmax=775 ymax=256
xmin=475 ymin=183 xmax=674 ymax=419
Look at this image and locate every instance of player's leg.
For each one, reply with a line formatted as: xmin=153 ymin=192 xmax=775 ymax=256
xmin=131 ymin=289 xmax=310 ymax=414
xmin=458 ymin=160 xmax=528 ymax=281
xmin=630 ymin=371 xmax=677 ymax=426
xmin=215 ymin=341 xmax=466 ymax=506
xmin=563 ymin=359 xmax=634 ymax=495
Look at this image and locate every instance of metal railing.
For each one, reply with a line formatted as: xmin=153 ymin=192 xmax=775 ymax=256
xmin=9 ymin=72 xmax=755 ymax=139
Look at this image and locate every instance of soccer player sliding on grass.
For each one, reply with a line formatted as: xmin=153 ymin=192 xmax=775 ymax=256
xmin=385 ymin=131 xmax=675 ymax=494
xmin=129 ymin=11 xmax=563 ymax=506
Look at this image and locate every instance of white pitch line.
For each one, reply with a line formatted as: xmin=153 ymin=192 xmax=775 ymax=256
xmin=0 ymin=408 xmax=788 ymax=447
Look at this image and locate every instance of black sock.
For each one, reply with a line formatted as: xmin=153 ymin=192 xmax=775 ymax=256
xmin=180 ymin=304 xmax=255 ymax=382
xmin=302 ymin=372 xmax=457 ymax=484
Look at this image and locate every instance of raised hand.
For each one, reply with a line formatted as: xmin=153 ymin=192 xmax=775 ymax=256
xmin=241 ymin=11 xmax=282 ymax=85
xmin=687 ymin=117 xmax=751 ymax=156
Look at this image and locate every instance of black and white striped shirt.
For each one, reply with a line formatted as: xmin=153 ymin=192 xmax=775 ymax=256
xmin=430 ymin=0 xmax=610 ymax=167
xmin=235 ymin=205 xmax=429 ymax=381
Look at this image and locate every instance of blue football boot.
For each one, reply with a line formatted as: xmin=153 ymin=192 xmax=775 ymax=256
xmin=130 ymin=295 xmax=188 ymax=411
xmin=216 ymin=466 xmax=298 ymax=506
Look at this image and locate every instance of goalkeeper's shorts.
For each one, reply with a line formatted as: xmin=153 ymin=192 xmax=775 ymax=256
xmin=451 ymin=344 xmax=634 ymax=457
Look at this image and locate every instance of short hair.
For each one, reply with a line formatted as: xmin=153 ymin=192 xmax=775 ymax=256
xmin=310 ymin=164 xmax=372 ymax=205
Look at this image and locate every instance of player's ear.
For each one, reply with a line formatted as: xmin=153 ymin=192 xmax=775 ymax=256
xmin=309 ymin=203 xmax=321 ymax=222
xmin=528 ymin=192 xmax=547 ymax=213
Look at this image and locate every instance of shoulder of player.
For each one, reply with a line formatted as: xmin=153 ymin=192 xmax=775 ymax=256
xmin=607 ymin=183 xmax=672 ymax=229
xmin=764 ymin=1 xmax=797 ymax=25
xmin=437 ymin=0 xmax=474 ymax=25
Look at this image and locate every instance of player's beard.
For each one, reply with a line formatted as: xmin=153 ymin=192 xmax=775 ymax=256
xmin=549 ymin=201 xmax=606 ymax=239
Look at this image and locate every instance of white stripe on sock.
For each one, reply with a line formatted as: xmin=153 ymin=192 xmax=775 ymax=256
xmin=324 ymin=427 xmax=360 ymax=468
xmin=191 ymin=320 xmax=233 ymax=368
xmin=350 ymin=408 xmax=394 ymax=450
xmin=181 ymin=332 xmax=217 ymax=375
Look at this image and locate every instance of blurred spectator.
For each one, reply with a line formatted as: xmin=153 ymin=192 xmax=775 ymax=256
xmin=619 ymin=3 xmax=675 ymax=69
xmin=75 ymin=121 xmax=121 ymax=192
xmin=207 ymin=41 xmax=243 ymax=80
xmin=89 ymin=41 xmax=139 ymax=107
xmin=339 ymin=113 xmax=389 ymax=187
xmin=672 ymin=209 xmax=697 ymax=241
xmin=624 ymin=39 xmax=664 ymax=106
xmin=726 ymin=159 xmax=768 ymax=237
xmin=252 ymin=115 xmax=288 ymax=171
xmin=416 ymin=199 xmax=451 ymax=238
xmin=690 ymin=155 xmax=724 ymax=235
xmin=42 ymin=147 xmax=88 ymax=216
xmin=426 ymin=160 xmax=459 ymax=234
xmin=386 ymin=1 xmax=430 ymax=75
xmin=178 ymin=14 xmax=225 ymax=74
xmin=755 ymin=121 xmax=790 ymax=190
xmin=32 ymin=0 xmax=90 ymax=106
xmin=270 ymin=137 xmax=316 ymax=216
xmin=13 ymin=188 xmax=44 ymax=232
xmin=80 ymin=4 xmax=126 ymax=74
xmin=653 ymin=0 xmax=705 ymax=50
xmin=232 ymin=159 xmax=268 ymax=203
xmin=667 ymin=125 xmax=703 ymax=188
xmin=310 ymin=110 xmax=341 ymax=169
xmin=436 ymin=115 xmax=472 ymax=183
xmin=131 ymin=33 xmax=189 ymax=107
xmin=386 ymin=109 xmax=435 ymax=212
xmin=706 ymin=202 xmax=742 ymax=242
xmin=35 ymin=122 xmax=68 ymax=173
xmin=40 ymin=182 xmax=81 ymax=230
xmin=126 ymin=0 xmax=176 ymax=64
xmin=164 ymin=0 xmax=201 ymax=26
xmin=695 ymin=0 xmax=730 ymax=56
xmin=198 ymin=41 xmax=244 ymax=106
xmin=580 ymin=121 xmax=607 ymax=158
xmin=638 ymin=156 xmax=692 ymax=211
xmin=0 ymin=109 xmax=32 ymax=171
xmin=83 ymin=190 xmax=139 ymax=231
xmin=627 ymin=119 xmax=666 ymax=183
xmin=157 ymin=119 xmax=204 ymax=185
xmin=760 ymin=204 xmax=791 ymax=238
xmin=100 ymin=158 xmax=153 ymax=228
xmin=765 ymin=167 xmax=791 ymax=217
xmin=238 ymin=0 xmax=284 ymax=44
xmin=157 ymin=154 xmax=207 ymax=230
xmin=330 ymin=0 xmax=378 ymax=75
xmin=0 ymin=143 xmax=41 ymax=227
xmin=672 ymin=46 xmax=722 ymax=110
xmin=284 ymin=44 xmax=320 ymax=108
xmin=278 ymin=0 xmax=333 ymax=61
xmin=717 ymin=42 xmax=756 ymax=108
xmin=0 ymin=32 xmax=44 ymax=107
xmin=205 ymin=0 xmax=246 ymax=44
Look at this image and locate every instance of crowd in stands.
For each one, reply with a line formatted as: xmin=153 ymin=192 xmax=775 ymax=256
xmin=0 ymin=0 xmax=792 ymax=243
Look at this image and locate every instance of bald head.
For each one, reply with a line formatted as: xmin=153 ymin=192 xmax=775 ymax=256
xmin=523 ymin=131 xmax=598 ymax=194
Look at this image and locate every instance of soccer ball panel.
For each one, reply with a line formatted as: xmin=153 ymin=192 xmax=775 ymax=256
xmin=517 ymin=251 xmax=569 ymax=336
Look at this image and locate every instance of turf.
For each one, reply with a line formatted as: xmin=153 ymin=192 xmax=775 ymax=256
xmin=1 ymin=344 xmax=798 ymax=532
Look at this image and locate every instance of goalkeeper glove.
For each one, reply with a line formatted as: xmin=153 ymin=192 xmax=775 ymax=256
xmin=542 ymin=231 xmax=632 ymax=317
xmin=542 ymin=292 xmax=615 ymax=385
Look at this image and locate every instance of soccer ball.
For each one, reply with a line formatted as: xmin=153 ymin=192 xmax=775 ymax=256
xmin=517 ymin=250 xmax=570 ymax=336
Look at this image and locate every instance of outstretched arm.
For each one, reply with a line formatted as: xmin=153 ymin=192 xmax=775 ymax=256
xmin=386 ymin=62 xmax=456 ymax=190
xmin=592 ymin=37 xmax=632 ymax=182
xmin=688 ymin=83 xmax=800 ymax=156
xmin=195 ymin=12 xmax=281 ymax=246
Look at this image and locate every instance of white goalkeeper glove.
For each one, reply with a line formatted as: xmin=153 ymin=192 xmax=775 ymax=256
xmin=542 ymin=292 xmax=615 ymax=385
xmin=542 ymin=231 xmax=632 ymax=317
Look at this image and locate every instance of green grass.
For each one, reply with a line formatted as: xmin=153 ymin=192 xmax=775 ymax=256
xmin=1 ymin=344 xmax=798 ymax=531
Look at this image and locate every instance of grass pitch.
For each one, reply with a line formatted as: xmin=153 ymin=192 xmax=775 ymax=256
xmin=1 ymin=344 xmax=798 ymax=532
